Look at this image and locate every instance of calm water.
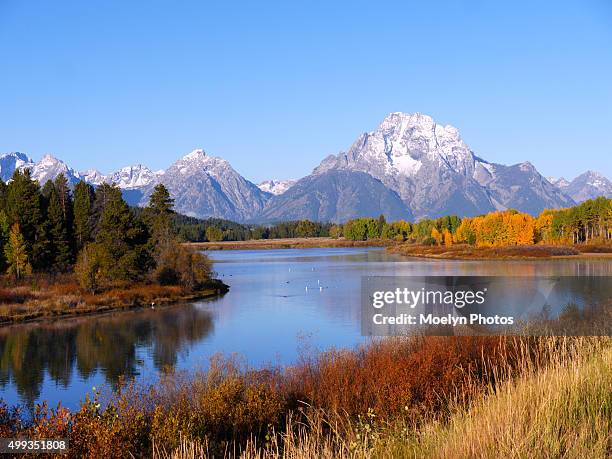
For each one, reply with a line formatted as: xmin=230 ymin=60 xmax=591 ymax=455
xmin=0 ymin=247 xmax=610 ymax=409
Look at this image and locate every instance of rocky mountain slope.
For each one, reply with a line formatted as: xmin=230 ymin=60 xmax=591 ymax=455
xmin=258 ymin=170 xmax=412 ymax=223
xmin=138 ymin=149 xmax=270 ymax=221
xmin=2 ymin=113 xmax=608 ymax=222
xmin=314 ymin=112 xmax=575 ymax=219
xmin=550 ymin=171 xmax=612 ymax=203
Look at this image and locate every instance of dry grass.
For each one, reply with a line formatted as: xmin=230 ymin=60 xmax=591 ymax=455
xmin=157 ymin=337 xmax=611 ymax=459
xmin=389 ymin=243 xmax=580 ymax=259
xmin=0 ymin=274 xmax=228 ymax=325
xmin=1 ymin=336 xmax=608 ymax=458
xmin=576 ymin=244 xmax=612 ymax=254
xmin=186 ymin=238 xmax=394 ymax=251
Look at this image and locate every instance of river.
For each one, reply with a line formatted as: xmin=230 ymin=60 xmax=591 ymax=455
xmin=0 ymin=247 xmax=610 ymax=410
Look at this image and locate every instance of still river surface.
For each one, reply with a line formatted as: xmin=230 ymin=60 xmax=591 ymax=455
xmin=0 ymin=248 xmax=610 ymax=409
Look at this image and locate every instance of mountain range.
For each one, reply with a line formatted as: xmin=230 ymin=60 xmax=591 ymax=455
xmin=2 ymin=112 xmax=610 ymax=223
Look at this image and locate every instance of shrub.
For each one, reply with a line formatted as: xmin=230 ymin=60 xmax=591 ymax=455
xmin=153 ymin=242 xmax=212 ymax=290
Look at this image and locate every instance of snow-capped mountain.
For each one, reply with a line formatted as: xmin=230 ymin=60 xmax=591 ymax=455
xmin=139 ymin=149 xmax=270 ymax=221
xmin=21 ymin=154 xmax=83 ymax=186
xmin=312 ymin=112 xmax=575 ymax=218
xmin=1 ymin=113 xmax=606 ymax=222
xmin=556 ymin=171 xmax=612 ymax=202
xmin=80 ymin=169 xmax=108 ymax=185
xmin=257 ymin=179 xmax=296 ymax=195
xmin=547 ymin=176 xmax=570 ymax=189
xmin=0 ymin=152 xmax=34 ymax=182
xmin=108 ymin=164 xmax=158 ymax=189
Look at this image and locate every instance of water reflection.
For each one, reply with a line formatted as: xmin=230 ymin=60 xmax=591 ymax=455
xmin=0 ymin=304 xmax=213 ymax=406
xmin=0 ymin=248 xmax=610 ymax=409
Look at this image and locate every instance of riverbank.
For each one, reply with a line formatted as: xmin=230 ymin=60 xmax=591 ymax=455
xmin=187 ymin=237 xmax=394 ymax=250
xmin=0 ymin=276 xmax=229 ymax=326
xmin=0 ymin=336 xmax=608 ymax=458
xmin=388 ymin=243 xmax=612 ymax=260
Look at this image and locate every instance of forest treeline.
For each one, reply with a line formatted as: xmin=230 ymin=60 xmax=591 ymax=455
xmin=174 ymin=198 xmax=612 ymax=248
xmin=0 ymin=170 xmax=211 ymax=292
xmin=2 ymin=168 xmax=609 ymax=282
xmin=334 ymin=197 xmax=612 ymax=246
xmin=175 ymin=216 xmax=332 ymax=242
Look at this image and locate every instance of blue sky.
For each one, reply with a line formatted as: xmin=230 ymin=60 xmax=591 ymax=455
xmin=1 ymin=0 xmax=611 ymax=182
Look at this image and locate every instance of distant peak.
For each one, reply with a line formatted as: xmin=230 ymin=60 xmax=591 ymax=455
xmin=382 ymin=112 xmax=433 ymax=125
xmin=1 ymin=151 xmax=32 ymax=161
xmin=183 ymin=149 xmax=206 ymax=160
xmin=518 ymin=161 xmax=536 ymax=171
xmin=120 ymin=164 xmax=150 ymax=172
xmin=40 ymin=153 xmax=61 ymax=163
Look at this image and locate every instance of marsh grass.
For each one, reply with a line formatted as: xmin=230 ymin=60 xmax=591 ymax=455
xmin=0 ymin=274 xmax=227 ymax=324
xmin=0 ymin=336 xmax=608 ymax=458
xmin=157 ymin=337 xmax=611 ymax=459
xmin=389 ymin=244 xmax=581 ymax=259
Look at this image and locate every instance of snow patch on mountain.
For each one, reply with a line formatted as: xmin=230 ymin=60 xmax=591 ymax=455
xmin=21 ymin=154 xmax=82 ymax=186
xmin=561 ymin=171 xmax=612 ymax=202
xmin=257 ymin=179 xmax=296 ymax=195
xmin=313 ymin=112 xmax=575 ymax=218
xmin=0 ymin=152 xmax=34 ymax=181
xmin=81 ymin=169 xmax=108 ymax=185
xmin=108 ymin=164 xmax=157 ymax=189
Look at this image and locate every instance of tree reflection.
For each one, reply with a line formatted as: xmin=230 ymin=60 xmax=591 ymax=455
xmin=0 ymin=304 xmax=213 ymax=406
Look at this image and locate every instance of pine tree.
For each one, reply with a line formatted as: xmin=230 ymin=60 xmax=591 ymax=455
xmin=47 ymin=185 xmax=73 ymax=271
xmin=0 ymin=211 xmax=9 ymax=272
xmin=90 ymin=183 xmax=119 ymax=239
xmin=73 ymin=180 xmax=95 ymax=251
xmin=6 ymin=169 xmax=50 ymax=269
xmin=145 ymin=184 xmax=175 ymax=255
xmin=54 ymin=174 xmax=75 ymax=265
xmin=95 ymin=184 xmax=151 ymax=281
xmin=149 ymin=183 xmax=174 ymax=215
xmin=0 ymin=181 xmax=7 ymax=212
xmin=5 ymin=223 xmax=32 ymax=279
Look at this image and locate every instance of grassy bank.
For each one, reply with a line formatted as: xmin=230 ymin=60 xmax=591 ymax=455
xmin=1 ymin=336 xmax=608 ymax=458
xmin=187 ymin=237 xmax=394 ymax=250
xmin=159 ymin=337 xmax=611 ymax=459
xmin=388 ymin=243 xmax=586 ymax=259
xmin=0 ymin=274 xmax=228 ymax=325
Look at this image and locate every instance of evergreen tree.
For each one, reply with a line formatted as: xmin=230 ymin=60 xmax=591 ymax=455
xmin=41 ymin=180 xmax=55 ymax=198
xmin=6 ymin=169 xmax=50 ymax=269
xmin=377 ymin=214 xmax=386 ymax=237
xmin=145 ymin=184 xmax=175 ymax=255
xmin=149 ymin=183 xmax=174 ymax=215
xmin=90 ymin=182 xmax=119 ymax=238
xmin=0 ymin=211 xmax=9 ymax=272
xmin=5 ymin=223 xmax=32 ymax=279
xmin=0 ymin=181 xmax=7 ymax=212
xmin=95 ymin=184 xmax=151 ymax=281
xmin=47 ymin=185 xmax=73 ymax=271
xmin=73 ymin=180 xmax=95 ymax=251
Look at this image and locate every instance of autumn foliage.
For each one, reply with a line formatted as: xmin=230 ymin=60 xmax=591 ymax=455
xmin=0 ymin=336 xmax=553 ymax=458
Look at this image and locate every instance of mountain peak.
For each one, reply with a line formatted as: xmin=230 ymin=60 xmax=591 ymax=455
xmin=109 ymin=164 xmax=156 ymax=189
xmin=580 ymin=170 xmax=604 ymax=179
xmin=39 ymin=154 xmax=64 ymax=165
xmin=183 ymin=149 xmax=206 ymax=161
xmin=1 ymin=151 xmax=32 ymax=162
xmin=562 ymin=170 xmax=612 ymax=202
